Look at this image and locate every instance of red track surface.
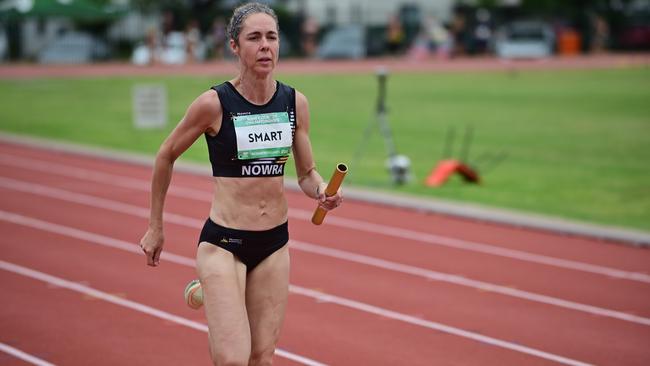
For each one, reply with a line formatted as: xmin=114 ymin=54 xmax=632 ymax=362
xmin=0 ymin=54 xmax=648 ymax=79
xmin=1 ymin=139 xmax=649 ymax=366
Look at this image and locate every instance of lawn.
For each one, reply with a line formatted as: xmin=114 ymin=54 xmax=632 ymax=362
xmin=1 ymin=67 xmax=648 ymax=230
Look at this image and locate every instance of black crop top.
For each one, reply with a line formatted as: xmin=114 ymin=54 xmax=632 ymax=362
xmin=206 ymin=81 xmax=296 ymax=177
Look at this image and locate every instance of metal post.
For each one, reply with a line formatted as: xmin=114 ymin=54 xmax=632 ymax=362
xmin=375 ymin=67 xmax=398 ymax=159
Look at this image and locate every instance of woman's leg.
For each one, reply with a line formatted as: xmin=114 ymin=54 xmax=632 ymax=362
xmin=246 ymin=245 xmax=290 ymax=366
xmin=197 ymin=242 xmax=250 ymax=366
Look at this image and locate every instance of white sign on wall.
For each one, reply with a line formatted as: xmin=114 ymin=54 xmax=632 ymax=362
xmin=132 ymin=84 xmax=167 ymax=129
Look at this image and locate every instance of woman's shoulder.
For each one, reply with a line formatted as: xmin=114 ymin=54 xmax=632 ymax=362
xmin=189 ymin=89 xmax=221 ymax=119
xmin=294 ymin=88 xmax=308 ymax=107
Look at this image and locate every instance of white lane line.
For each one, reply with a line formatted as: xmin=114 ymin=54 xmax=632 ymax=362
xmin=0 ymin=342 xmax=56 ymax=366
xmin=1 ymin=179 xmax=649 ymax=327
xmin=294 ymin=210 xmax=650 ymax=284
xmin=2 ymin=155 xmax=648 ymax=284
xmin=0 ymin=217 xmax=593 ymax=366
xmin=0 ymin=155 xmax=205 ymax=200
xmin=0 ymin=209 xmax=196 ymax=267
xmin=0 ymin=176 xmax=203 ymax=228
xmin=289 ymin=286 xmax=593 ymax=366
xmin=0 ymin=261 xmax=326 ymax=366
xmin=290 ymin=240 xmax=650 ymax=326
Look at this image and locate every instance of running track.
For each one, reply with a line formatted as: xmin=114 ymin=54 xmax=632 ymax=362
xmin=1 ymin=139 xmax=649 ymax=366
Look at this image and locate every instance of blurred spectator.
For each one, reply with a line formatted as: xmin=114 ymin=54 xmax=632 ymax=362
xmin=385 ymin=14 xmax=404 ymax=54
xmin=301 ymin=16 xmax=319 ymax=58
xmin=161 ymin=10 xmax=175 ymax=46
xmin=211 ymin=17 xmax=227 ymax=60
xmin=590 ymin=13 xmax=610 ymax=53
xmin=407 ymin=26 xmax=431 ymax=61
xmin=145 ymin=25 xmax=160 ymax=65
xmin=450 ymin=11 xmax=469 ymax=56
xmin=408 ymin=16 xmax=452 ymax=61
xmin=428 ymin=17 xmax=453 ymax=59
xmin=185 ymin=19 xmax=201 ymax=63
xmin=473 ymin=8 xmax=492 ymax=55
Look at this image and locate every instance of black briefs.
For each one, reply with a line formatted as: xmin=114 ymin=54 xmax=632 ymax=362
xmin=198 ymin=218 xmax=289 ymax=272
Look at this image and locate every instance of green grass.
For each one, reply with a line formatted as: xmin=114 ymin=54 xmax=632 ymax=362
xmin=1 ymin=68 xmax=649 ymax=231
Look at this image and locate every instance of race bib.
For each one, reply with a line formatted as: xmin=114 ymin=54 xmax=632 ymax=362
xmin=233 ymin=112 xmax=292 ymax=160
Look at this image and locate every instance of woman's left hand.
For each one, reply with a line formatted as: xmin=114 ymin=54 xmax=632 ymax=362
xmin=317 ymin=183 xmax=343 ymax=211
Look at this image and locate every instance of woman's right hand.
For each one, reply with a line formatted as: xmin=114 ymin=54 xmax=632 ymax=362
xmin=139 ymin=228 xmax=164 ymax=267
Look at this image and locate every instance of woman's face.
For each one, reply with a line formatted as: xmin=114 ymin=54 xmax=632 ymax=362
xmin=231 ymin=13 xmax=279 ymax=74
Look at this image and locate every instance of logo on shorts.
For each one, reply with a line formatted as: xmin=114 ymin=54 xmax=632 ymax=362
xmin=220 ymin=237 xmax=242 ymax=245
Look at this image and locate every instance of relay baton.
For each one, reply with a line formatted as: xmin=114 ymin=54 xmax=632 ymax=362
xmin=311 ymin=163 xmax=348 ymax=225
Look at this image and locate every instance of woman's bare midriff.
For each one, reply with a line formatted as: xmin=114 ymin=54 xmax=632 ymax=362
xmin=209 ymin=175 xmax=288 ymax=230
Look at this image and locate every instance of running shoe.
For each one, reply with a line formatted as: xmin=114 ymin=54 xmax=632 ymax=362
xmin=184 ymin=279 xmax=203 ymax=309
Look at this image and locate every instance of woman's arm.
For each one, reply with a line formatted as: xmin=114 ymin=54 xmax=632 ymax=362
xmin=292 ymin=90 xmax=342 ymax=211
xmin=140 ymin=90 xmax=221 ymax=266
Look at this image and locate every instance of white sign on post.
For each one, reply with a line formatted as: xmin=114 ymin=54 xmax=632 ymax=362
xmin=132 ymin=84 xmax=168 ymax=129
